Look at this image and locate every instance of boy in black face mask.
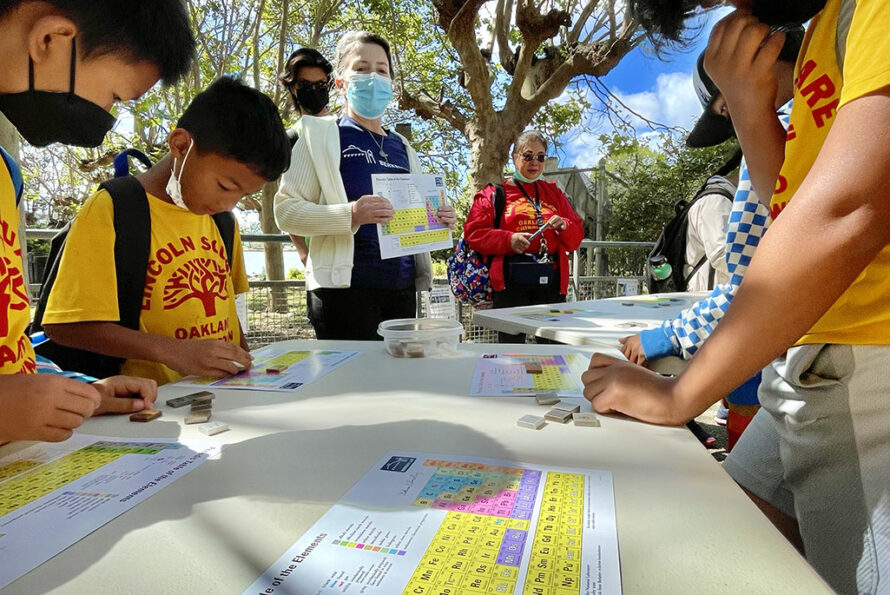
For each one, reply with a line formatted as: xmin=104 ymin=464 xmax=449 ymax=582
xmin=0 ymin=0 xmax=195 ymax=443
xmin=279 ymin=47 xmax=334 ymax=266
xmin=584 ymin=2 xmax=890 ymax=592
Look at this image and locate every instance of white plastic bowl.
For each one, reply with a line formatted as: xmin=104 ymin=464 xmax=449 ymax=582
xmin=377 ymin=318 xmax=463 ymax=358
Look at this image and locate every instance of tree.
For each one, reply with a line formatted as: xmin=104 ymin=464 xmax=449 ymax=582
xmin=390 ymin=0 xmax=646 ymax=189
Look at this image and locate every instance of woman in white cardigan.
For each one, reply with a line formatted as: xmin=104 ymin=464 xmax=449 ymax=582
xmin=274 ymin=31 xmax=456 ymax=339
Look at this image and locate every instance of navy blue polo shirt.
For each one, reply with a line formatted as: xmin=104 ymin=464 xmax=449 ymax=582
xmin=338 ymin=116 xmax=415 ymax=289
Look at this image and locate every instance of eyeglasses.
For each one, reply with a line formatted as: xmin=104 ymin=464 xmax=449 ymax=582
xmin=518 ymin=152 xmax=546 ymax=163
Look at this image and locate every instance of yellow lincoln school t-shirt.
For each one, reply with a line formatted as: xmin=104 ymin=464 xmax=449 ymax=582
xmin=0 ymin=160 xmax=36 ymax=374
xmin=42 ymin=187 xmax=249 ymax=385
xmin=772 ymin=0 xmax=890 ymax=345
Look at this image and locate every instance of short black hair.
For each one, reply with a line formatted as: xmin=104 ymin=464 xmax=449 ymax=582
xmin=629 ymin=0 xmax=701 ymax=42
xmin=280 ymin=47 xmax=333 ymax=89
xmin=0 ymin=0 xmax=195 ymax=84
xmin=177 ymin=77 xmax=291 ymax=181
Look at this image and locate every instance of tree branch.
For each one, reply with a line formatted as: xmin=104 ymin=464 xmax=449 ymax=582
xmin=399 ymin=89 xmax=468 ymax=134
xmin=433 ymin=0 xmax=494 ymax=118
xmin=568 ymin=0 xmax=600 ymax=44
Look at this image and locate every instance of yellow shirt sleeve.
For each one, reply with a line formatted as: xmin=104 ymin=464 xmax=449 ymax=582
xmin=42 ymin=189 xmax=120 ymax=324
xmin=231 ymin=224 xmax=249 ymax=295
xmin=839 ymin=0 xmax=890 ymax=107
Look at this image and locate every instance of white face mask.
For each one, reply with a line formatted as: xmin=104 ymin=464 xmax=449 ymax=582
xmin=165 ymin=139 xmax=194 ymax=210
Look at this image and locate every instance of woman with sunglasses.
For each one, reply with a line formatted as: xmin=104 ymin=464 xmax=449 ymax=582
xmin=464 ymin=130 xmax=584 ymax=343
xmin=279 ymin=47 xmax=334 ymax=267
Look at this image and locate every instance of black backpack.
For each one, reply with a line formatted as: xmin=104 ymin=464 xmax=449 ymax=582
xmin=30 ymin=174 xmax=236 ymax=379
xmin=646 ymin=175 xmax=735 ymax=293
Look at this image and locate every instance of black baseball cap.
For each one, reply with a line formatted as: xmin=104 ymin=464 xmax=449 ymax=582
xmin=686 ymin=26 xmax=805 ymax=148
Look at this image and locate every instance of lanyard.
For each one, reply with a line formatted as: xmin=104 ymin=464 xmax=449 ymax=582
xmin=515 ymin=181 xmax=544 ymax=227
xmin=514 ymin=181 xmax=551 ymax=261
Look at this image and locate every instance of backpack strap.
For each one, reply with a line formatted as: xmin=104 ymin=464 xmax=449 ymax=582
xmin=211 ymin=212 xmax=236 ymax=267
xmin=0 ymin=145 xmax=24 ymax=205
xmin=100 ymin=176 xmax=151 ymax=331
xmin=492 ymin=183 xmax=507 ymax=229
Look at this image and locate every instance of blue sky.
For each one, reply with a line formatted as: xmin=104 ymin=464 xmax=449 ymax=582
xmin=560 ymin=7 xmax=732 ymax=168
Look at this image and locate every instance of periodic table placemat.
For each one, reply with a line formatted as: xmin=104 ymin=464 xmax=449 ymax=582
xmin=470 ymin=353 xmax=591 ymax=397
xmin=247 ymin=451 xmax=620 ymax=594
xmin=0 ymin=434 xmax=221 ymax=589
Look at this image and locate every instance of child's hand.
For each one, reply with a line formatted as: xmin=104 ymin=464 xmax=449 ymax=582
xmin=92 ymin=376 xmax=158 ymax=415
xmin=166 ymin=339 xmax=253 ymax=378
xmin=619 ymin=334 xmax=647 ymax=366
xmin=704 ymin=11 xmax=785 ymax=114
xmin=0 ymin=375 xmax=101 ymax=442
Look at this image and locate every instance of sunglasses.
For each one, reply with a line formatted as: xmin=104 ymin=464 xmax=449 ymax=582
xmin=518 ymin=152 xmax=546 ymax=163
xmin=293 ymin=80 xmax=329 ymax=92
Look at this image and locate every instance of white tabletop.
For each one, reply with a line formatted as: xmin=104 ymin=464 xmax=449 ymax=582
xmin=472 ymin=292 xmax=709 ymax=349
xmin=0 ymin=340 xmax=828 ymax=594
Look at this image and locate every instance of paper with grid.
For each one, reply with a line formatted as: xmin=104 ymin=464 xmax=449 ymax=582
xmin=246 ymin=451 xmax=619 ymax=595
xmin=0 ymin=434 xmax=220 ymax=589
xmin=470 ymin=353 xmax=590 ymax=397
xmin=373 ymin=173 xmax=453 ymax=259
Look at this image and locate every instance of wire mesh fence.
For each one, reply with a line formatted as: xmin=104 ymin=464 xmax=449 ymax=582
xmin=241 ymin=241 xmax=654 ymax=348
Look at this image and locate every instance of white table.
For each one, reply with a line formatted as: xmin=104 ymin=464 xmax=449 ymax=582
xmin=0 ymin=340 xmax=828 ymax=594
xmin=472 ymin=292 xmax=709 ymax=349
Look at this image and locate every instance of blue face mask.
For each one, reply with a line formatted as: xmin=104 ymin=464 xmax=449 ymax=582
xmin=347 ymin=72 xmax=393 ymax=119
xmin=513 ymin=170 xmax=542 ymax=184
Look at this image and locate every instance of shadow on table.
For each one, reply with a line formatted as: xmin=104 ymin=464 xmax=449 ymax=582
xmin=12 ymin=420 xmax=514 ymax=594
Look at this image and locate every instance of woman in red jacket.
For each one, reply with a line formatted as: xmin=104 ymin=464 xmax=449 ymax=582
xmin=464 ymin=130 xmax=584 ymax=342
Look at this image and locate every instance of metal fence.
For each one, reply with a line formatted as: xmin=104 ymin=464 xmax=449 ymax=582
xmin=25 ymin=231 xmax=654 ymax=348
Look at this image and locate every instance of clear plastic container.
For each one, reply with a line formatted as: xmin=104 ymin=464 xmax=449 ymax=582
xmin=377 ymin=318 xmax=463 ymax=358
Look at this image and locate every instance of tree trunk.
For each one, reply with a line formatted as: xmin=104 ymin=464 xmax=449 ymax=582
xmin=467 ymin=118 xmax=523 ymax=190
xmin=260 ymin=181 xmax=288 ymax=312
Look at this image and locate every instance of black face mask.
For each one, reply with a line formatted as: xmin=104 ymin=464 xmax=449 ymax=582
xmin=293 ymin=84 xmax=329 ymax=116
xmin=0 ymin=38 xmax=117 ymax=148
xmin=751 ymin=0 xmax=827 ymax=26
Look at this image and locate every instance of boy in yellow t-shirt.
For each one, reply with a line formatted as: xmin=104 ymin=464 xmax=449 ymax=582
xmin=586 ymin=1 xmax=890 ymax=592
xmin=0 ymin=0 xmax=195 ymax=442
xmin=42 ymin=77 xmax=291 ymax=386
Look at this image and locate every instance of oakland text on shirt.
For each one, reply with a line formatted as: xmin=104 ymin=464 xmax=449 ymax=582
xmin=0 ymin=208 xmax=35 ymax=373
xmin=772 ymin=57 xmax=841 ymax=219
xmin=143 ymin=234 xmax=232 ymax=327
xmin=504 ymin=200 xmax=558 ymax=234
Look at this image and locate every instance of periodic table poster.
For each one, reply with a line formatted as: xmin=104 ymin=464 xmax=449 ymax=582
xmin=246 ymin=450 xmax=620 ymax=595
xmin=373 ymin=173 xmax=453 ymax=259
xmin=0 ymin=434 xmax=220 ymax=589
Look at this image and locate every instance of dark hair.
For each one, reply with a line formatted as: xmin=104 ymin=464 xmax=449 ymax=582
xmin=335 ymin=31 xmax=394 ymax=78
xmin=279 ymin=47 xmax=333 ymax=110
xmin=0 ymin=0 xmax=195 ymax=84
xmin=280 ymin=48 xmax=332 ymax=88
xmin=628 ymin=0 xmax=701 ymax=43
xmin=177 ymin=77 xmax=290 ymax=181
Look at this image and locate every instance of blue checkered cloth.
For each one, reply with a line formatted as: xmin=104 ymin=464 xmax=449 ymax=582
xmin=639 ymin=102 xmax=792 ymax=360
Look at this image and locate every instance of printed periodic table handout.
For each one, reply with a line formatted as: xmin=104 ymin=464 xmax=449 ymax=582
xmin=247 ymin=450 xmax=620 ymax=594
xmin=0 ymin=434 xmax=220 ymax=588
xmin=373 ymin=173 xmax=453 ymax=259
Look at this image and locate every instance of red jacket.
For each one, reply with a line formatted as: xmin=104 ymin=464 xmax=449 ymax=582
xmin=464 ymin=179 xmax=584 ymax=293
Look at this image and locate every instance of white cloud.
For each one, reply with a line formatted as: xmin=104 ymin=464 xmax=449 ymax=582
xmin=614 ymin=71 xmax=702 ymax=132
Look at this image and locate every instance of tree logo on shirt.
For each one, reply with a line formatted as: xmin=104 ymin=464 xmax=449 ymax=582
xmin=0 ymin=254 xmax=29 ymax=339
xmin=162 ymin=257 xmax=229 ymax=316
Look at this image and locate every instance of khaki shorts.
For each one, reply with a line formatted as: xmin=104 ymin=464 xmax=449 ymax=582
xmin=724 ymin=343 xmax=890 ymax=594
